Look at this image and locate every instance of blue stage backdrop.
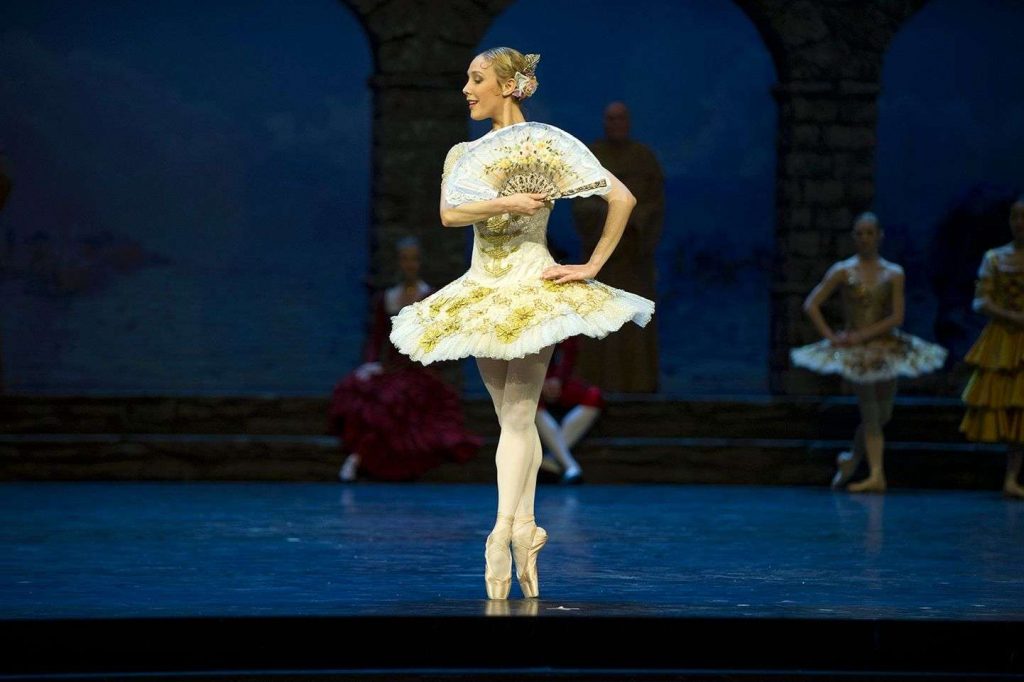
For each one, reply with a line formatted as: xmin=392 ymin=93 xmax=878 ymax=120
xmin=875 ymin=0 xmax=1024 ymax=355
xmin=0 ymin=0 xmax=371 ymax=393
xmin=1 ymin=0 xmax=1022 ymax=395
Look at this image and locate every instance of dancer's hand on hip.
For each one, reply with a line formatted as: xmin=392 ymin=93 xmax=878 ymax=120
xmin=541 ymin=263 xmax=598 ymax=284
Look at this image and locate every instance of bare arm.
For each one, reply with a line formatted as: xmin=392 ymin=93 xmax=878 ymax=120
xmin=802 ymin=264 xmax=846 ymax=343
xmin=848 ymin=270 xmax=905 ymax=343
xmin=542 ymin=172 xmax=636 ymax=283
xmin=439 ymin=193 xmax=548 ymax=228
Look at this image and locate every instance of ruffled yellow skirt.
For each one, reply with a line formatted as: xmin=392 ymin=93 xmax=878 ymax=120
xmin=961 ymin=322 xmax=1024 ymax=442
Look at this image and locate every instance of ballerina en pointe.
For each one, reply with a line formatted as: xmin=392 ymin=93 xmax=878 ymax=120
xmin=484 ymin=513 xmax=514 ymax=600
xmin=511 ymin=515 xmax=548 ymax=598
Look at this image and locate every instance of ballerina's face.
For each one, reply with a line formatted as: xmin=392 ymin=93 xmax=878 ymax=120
xmin=463 ymin=55 xmax=510 ymax=122
xmin=1010 ymin=201 xmax=1024 ymax=243
xmin=852 ymin=217 xmax=882 ymax=256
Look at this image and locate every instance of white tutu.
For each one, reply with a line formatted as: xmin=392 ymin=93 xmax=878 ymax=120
xmin=791 ymin=330 xmax=947 ymax=383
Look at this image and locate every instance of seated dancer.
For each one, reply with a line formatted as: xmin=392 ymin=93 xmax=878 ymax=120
xmin=792 ymin=212 xmax=946 ymax=493
xmin=329 ymin=237 xmax=480 ymax=481
xmin=536 ymin=336 xmax=604 ymax=484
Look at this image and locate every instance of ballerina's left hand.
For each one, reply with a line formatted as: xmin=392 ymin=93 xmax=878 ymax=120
xmin=541 ymin=263 xmax=599 ymax=284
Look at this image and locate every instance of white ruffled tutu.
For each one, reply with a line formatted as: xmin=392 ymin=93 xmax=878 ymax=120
xmin=791 ymin=330 xmax=947 ymax=384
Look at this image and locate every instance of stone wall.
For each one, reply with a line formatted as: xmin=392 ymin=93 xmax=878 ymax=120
xmin=342 ymin=0 xmax=514 ymax=288
xmin=342 ymin=0 xmax=930 ymax=393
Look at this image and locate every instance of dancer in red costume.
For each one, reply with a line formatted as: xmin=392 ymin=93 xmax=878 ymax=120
xmin=329 ymin=237 xmax=480 ymax=482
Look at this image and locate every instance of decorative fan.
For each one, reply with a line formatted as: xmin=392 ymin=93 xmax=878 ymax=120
xmin=444 ymin=122 xmax=612 ymax=207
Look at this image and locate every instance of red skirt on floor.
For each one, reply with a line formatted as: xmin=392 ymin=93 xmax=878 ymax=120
xmin=329 ymin=366 xmax=480 ymax=481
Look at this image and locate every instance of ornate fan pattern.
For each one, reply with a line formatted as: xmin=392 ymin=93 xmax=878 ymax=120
xmin=444 ymin=122 xmax=611 ymax=207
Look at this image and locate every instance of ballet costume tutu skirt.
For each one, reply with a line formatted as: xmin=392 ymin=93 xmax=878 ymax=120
xmin=791 ymin=331 xmax=947 ymax=384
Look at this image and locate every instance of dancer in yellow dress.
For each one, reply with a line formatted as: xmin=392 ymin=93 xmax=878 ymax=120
xmin=961 ymin=195 xmax=1024 ymax=499
xmin=792 ymin=213 xmax=946 ymax=493
xmin=390 ymin=47 xmax=653 ymax=598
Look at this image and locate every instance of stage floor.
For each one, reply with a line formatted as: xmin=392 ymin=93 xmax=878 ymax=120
xmin=2 ymin=481 xmax=1022 ymax=621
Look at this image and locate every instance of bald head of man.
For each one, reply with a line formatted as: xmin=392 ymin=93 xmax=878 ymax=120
xmin=603 ymin=101 xmax=630 ymax=143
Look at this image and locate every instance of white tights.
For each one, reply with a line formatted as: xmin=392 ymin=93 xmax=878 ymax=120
xmin=476 ymin=346 xmax=555 ymax=528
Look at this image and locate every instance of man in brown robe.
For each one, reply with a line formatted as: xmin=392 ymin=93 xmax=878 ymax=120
xmin=572 ymin=102 xmax=664 ymax=392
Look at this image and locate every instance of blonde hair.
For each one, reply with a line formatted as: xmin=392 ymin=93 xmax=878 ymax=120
xmin=478 ymin=47 xmax=540 ymax=100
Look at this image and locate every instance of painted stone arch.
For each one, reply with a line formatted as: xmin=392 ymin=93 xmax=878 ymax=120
xmin=875 ymin=0 xmax=1024 ymax=367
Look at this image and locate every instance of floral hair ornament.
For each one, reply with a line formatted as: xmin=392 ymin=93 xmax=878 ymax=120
xmin=512 ymin=53 xmax=541 ymax=100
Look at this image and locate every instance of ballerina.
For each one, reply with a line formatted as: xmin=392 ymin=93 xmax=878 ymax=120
xmin=329 ymin=237 xmax=480 ymax=482
xmin=792 ymin=212 xmax=946 ymax=493
xmin=389 ymin=47 xmax=653 ymax=598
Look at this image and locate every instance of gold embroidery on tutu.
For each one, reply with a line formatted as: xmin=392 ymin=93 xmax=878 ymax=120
xmin=541 ymin=279 xmax=613 ymax=316
xmin=419 ymin=318 xmax=464 ymax=354
xmin=495 ymin=306 xmax=538 ymax=343
xmin=415 ymin=278 xmax=618 ymax=353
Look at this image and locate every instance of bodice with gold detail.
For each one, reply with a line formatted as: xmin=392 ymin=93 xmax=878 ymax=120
xmin=472 ymin=205 xmax=553 ymax=278
xmin=841 ymin=269 xmax=893 ymax=331
xmin=441 ymin=140 xmax=558 ymax=281
xmin=977 ymin=248 xmax=1024 ymax=314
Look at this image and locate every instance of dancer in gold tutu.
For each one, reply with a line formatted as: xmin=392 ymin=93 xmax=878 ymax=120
xmin=961 ymin=195 xmax=1024 ymax=499
xmin=389 ymin=48 xmax=654 ymax=598
xmin=792 ymin=213 xmax=946 ymax=493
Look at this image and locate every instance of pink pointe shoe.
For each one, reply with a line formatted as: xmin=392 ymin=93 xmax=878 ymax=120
xmin=511 ymin=515 xmax=548 ymax=598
